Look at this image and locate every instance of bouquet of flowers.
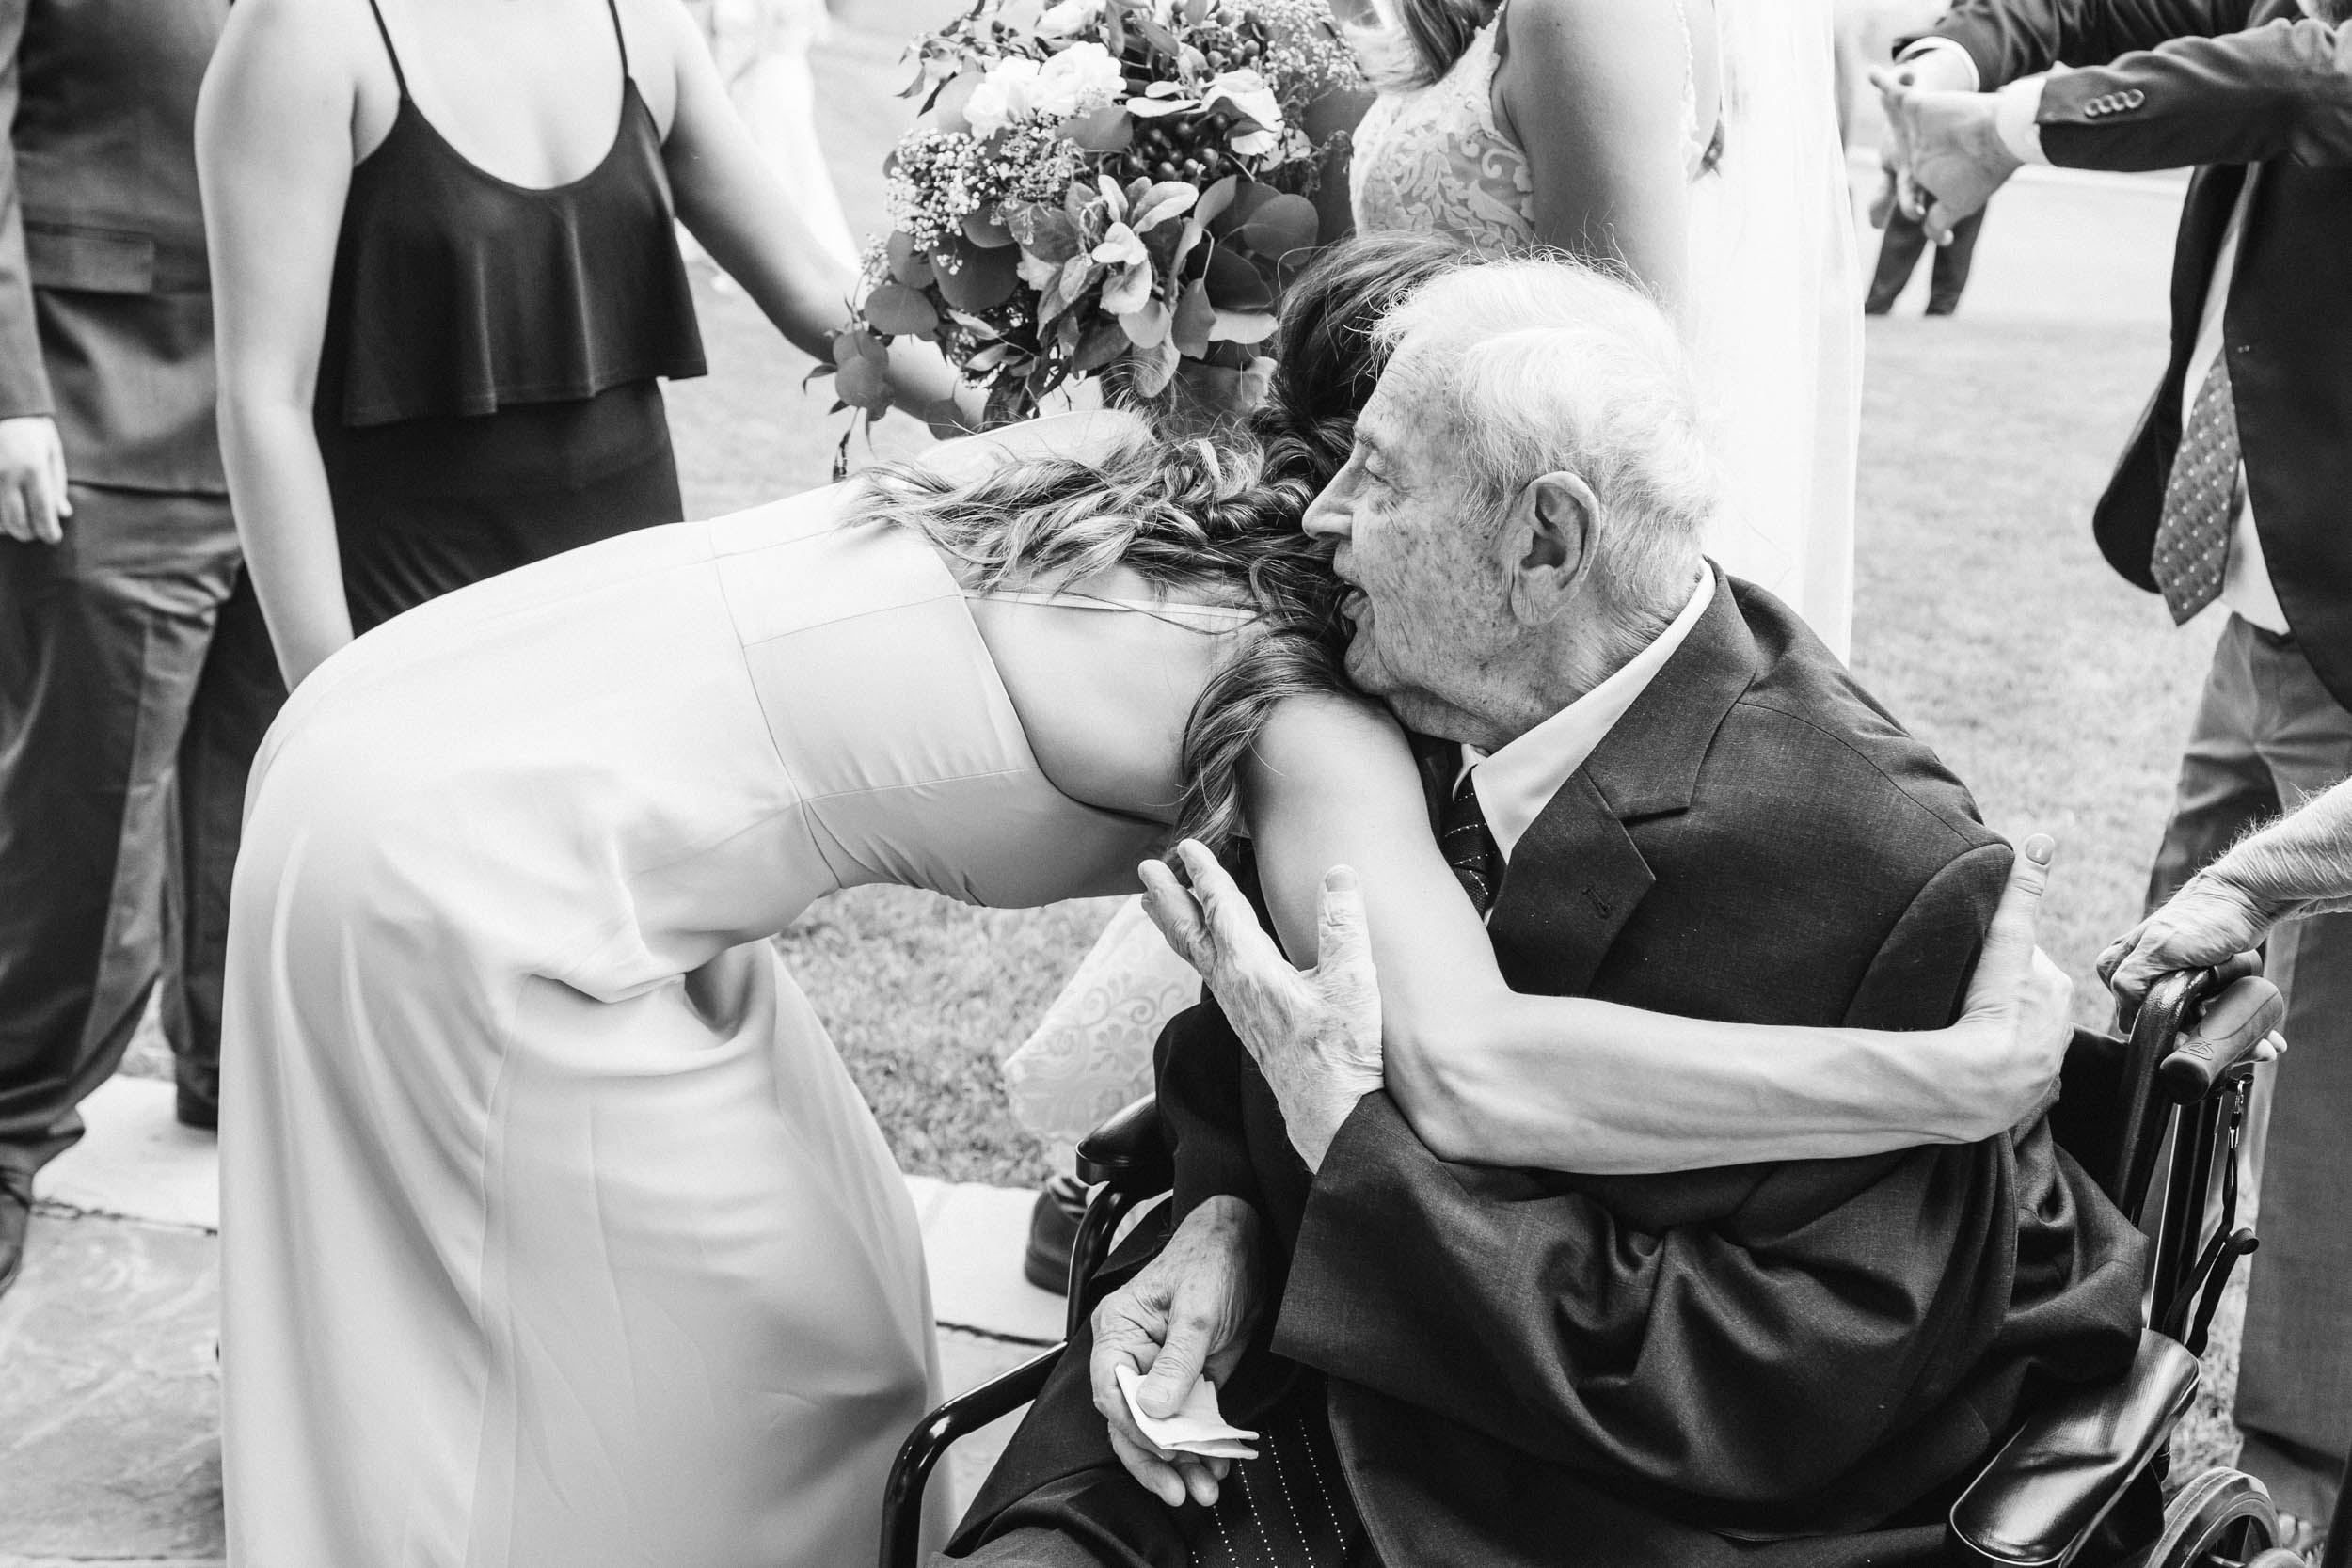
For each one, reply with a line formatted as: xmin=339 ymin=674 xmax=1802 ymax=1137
xmin=834 ymin=0 xmax=1360 ymax=429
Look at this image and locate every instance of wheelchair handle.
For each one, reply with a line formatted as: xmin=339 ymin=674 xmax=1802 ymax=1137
xmin=2148 ymin=958 xmax=2271 ymax=1103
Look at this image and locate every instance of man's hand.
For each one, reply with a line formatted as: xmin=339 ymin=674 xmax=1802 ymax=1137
xmin=1871 ymin=66 xmax=2021 ymax=244
xmin=1867 ymin=50 xmax=1978 ymax=230
xmin=1089 ymin=1196 xmax=1263 ymax=1509
xmin=1139 ymin=840 xmax=1381 ymax=1172
xmin=0 ymin=416 xmax=72 ymax=545
xmin=2100 ymin=871 xmax=2280 ymax=1006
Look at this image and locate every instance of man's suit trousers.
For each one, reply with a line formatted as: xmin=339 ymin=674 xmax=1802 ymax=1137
xmin=2148 ymin=612 xmax=2352 ymax=1522
xmin=0 ymin=483 xmax=278 ymax=1172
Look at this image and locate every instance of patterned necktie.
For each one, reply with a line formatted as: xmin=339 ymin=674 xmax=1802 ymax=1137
xmin=2151 ymin=356 xmax=2243 ymax=625
xmin=1440 ymin=772 xmax=1502 ymax=917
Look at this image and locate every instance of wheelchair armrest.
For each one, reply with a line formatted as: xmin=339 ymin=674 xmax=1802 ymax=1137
xmin=1946 ymin=1330 xmax=2201 ymax=1568
xmin=880 ymin=1348 xmax=1063 ymax=1568
xmin=1075 ymin=1094 xmax=1170 ymax=1192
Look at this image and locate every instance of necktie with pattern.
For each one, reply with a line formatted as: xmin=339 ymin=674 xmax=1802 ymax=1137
xmin=1440 ymin=773 xmax=1501 ymax=917
xmin=2151 ymin=356 xmax=2243 ymax=625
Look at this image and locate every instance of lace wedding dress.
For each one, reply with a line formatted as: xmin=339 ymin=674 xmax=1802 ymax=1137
xmin=1350 ymin=0 xmax=1861 ymax=658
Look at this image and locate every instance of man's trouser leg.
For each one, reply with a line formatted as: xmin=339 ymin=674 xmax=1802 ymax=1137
xmin=158 ymin=566 xmax=284 ymax=1125
xmin=1865 ymin=212 xmax=1931 ymax=314
xmin=2146 ymin=614 xmax=2352 ymax=1525
xmin=1925 ymin=208 xmax=1987 ymax=314
xmin=0 ymin=483 xmax=240 ymax=1180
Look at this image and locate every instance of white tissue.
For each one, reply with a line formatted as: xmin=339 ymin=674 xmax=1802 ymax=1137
xmin=1115 ymin=1364 xmax=1261 ymax=1460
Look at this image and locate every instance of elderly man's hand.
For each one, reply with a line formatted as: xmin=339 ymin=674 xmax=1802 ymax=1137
xmin=1139 ymin=839 xmax=1381 ymax=1173
xmin=2099 ymin=872 xmax=2279 ymax=1007
xmin=1089 ymin=1196 xmax=1263 ymax=1508
xmin=1871 ymin=66 xmax=2021 ymax=245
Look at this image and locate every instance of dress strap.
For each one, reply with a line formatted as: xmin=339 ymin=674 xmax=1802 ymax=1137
xmin=361 ymin=0 xmax=410 ymax=99
xmin=602 ymin=0 xmax=630 ymax=78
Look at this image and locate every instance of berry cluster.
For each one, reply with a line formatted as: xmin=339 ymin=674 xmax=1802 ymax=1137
xmin=1124 ymin=111 xmax=1236 ymax=185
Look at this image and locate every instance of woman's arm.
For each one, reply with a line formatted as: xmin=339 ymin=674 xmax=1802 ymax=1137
xmin=196 ymin=0 xmax=363 ymax=689
xmin=1492 ymin=0 xmax=1704 ymax=311
xmin=1241 ymin=694 xmax=2060 ymax=1173
xmin=648 ymin=3 xmax=972 ymax=429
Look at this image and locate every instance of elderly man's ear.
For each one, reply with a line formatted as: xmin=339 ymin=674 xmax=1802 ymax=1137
xmin=1503 ymin=470 xmax=1600 ymax=623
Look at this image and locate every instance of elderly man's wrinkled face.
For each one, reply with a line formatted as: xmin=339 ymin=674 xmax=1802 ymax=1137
xmin=1301 ymin=381 xmax=1511 ymax=737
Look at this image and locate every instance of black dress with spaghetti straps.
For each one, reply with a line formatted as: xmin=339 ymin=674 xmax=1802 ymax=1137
xmin=314 ymin=0 xmax=707 ymax=631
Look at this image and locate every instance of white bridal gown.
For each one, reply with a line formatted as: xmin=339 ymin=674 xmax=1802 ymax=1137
xmin=218 ymin=489 xmax=1189 ymax=1568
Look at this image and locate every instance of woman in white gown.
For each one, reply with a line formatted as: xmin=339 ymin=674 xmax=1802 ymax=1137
xmin=220 ymin=237 xmax=2043 ymax=1568
xmin=1346 ymin=0 xmax=1862 ymax=657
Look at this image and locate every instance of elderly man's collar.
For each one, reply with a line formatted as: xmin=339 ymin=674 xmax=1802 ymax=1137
xmin=1486 ymin=567 xmax=1762 ymax=991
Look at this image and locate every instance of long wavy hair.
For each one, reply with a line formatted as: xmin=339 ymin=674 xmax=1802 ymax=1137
xmin=861 ymin=231 xmax=1474 ymax=848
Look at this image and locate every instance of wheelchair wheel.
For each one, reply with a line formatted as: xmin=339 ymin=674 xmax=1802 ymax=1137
xmin=2144 ymin=1469 xmax=2280 ymax=1568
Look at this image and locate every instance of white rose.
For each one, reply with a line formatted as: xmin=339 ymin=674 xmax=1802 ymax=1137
xmin=1036 ymin=0 xmax=1099 ymax=37
xmin=1035 ymin=40 xmax=1124 ymax=117
xmin=965 ymin=56 xmax=1042 ymax=135
xmin=1203 ymin=68 xmax=1283 ymax=137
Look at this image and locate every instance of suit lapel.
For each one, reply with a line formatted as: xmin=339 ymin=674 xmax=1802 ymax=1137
xmin=1486 ymin=569 xmax=1762 ymax=996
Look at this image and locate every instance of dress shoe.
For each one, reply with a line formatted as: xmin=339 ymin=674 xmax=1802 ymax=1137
xmin=1924 ymin=297 xmax=1961 ymax=317
xmin=176 ymin=1081 xmax=218 ymax=1132
xmin=1022 ymin=1173 xmax=1091 ymax=1294
xmin=0 ymin=1165 xmax=33 ymax=1298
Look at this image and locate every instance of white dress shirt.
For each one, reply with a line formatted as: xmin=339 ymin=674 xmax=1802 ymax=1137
xmin=1457 ymin=571 xmax=1716 ymax=866
xmin=1896 ymin=39 xmax=2290 ymax=632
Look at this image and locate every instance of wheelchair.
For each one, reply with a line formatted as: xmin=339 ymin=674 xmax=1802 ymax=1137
xmin=881 ymin=969 xmax=2326 ymax=1568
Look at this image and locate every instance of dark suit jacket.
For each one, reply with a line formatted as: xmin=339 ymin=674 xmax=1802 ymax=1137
xmin=1935 ymin=0 xmax=2352 ymax=705
xmin=0 ymin=0 xmax=228 ymax=492
xmin=960 ymin=579 xmax=2146 ymax=1567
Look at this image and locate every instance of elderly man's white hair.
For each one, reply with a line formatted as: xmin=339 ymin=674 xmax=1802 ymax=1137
xmin=1373 ymin=255 xmax=1719 ymax=621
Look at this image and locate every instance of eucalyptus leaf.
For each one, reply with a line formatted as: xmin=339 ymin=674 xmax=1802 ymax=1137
xmin=1208 ymin=309 xmax=1279 ymax=344
xmin=862 ymin=282 xmax=940 ymax=338
xmin=932 ymin=240 xmax=1021 ymax=311
xmin=1120 ymin=297 xmax=1173 ymax=348
xmin=1234 ymin=193 xmax=1321 ymax=262
xmin=1171 ymin=280 xmax=1216 ymax=357
xmin=836 ymin=354 xmax=893 ymax=413
xmin=961 ymin=210 xmax=1017 ymax=249
xmin=1076 ymin=318 xmax=1133 ymax=372
xmin=885 ymin=231 xmax=936 ymax=289
xmin=1130 ymin=339 xmax=1181 ymax=397
xmin=1201 ymin=245 xmax=1274 ymax=309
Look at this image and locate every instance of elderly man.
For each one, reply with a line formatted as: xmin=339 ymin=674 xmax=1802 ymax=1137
xmin=942 ymin=257 xmax=2146 ymax=1568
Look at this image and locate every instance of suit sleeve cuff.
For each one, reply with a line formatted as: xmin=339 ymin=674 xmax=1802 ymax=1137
xmin=1996 ymin=75 xmax=2052 ymax=165
xmin=1897 ymin=37 xmax=1981 ymax=92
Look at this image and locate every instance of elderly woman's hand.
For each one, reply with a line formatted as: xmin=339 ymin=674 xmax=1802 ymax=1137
xmin=1139 ymin=840 xmax=1381 ymax=1172
xmin=2099 ymin=872 xmax=2277 ymax=1008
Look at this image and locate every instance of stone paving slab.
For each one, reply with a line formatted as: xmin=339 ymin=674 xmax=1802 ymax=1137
xmin=4 ymin=1077 xmax=1064 ymax=1563
xmin=0 ymin=1216 xmax=223 ymax=1563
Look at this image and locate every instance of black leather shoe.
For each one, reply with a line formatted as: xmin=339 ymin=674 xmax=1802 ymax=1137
xmin=176 ymin=1082 xmax=218 ymax=1132
xmin=0 ymin=1166 xmax=32 ymax=1299
xmin=1022 ymin=1173 xmax=1091 ymax=1294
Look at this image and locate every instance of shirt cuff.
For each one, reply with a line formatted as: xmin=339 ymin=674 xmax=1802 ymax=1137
xmin=1994 ymin=75 xmax=2051 ymax=165
xmin=1896 ymin=36 xmax=1980 ymax=92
